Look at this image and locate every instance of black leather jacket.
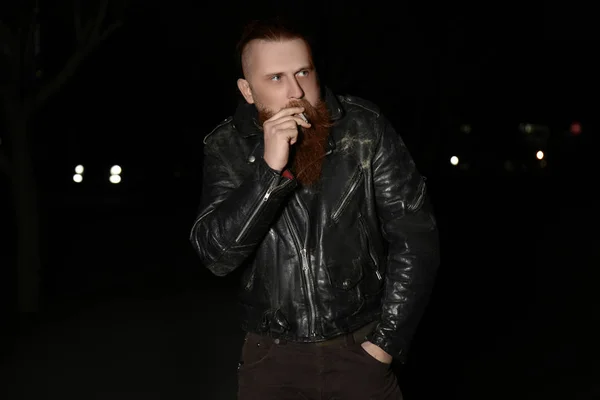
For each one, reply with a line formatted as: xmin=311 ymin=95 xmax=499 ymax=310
xmin=190 ymin=88 xmax=440 ymax=362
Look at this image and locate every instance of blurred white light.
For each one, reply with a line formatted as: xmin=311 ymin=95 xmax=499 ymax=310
xmin=109 ymin=174 xmax=121 ymax=184
xmin=525 ymin=124 xmax=532 ymax=134
xmin=110 ymin=165 xmax=122 ymax=175
xmin=536 ymin=150 xmax=544 ymax=160
xmin=450 ymin=156 xmax=459 ymax=166
xmin=75 ymin=165 xmax=84 ymax=174
xmin=73 ymin=174 xmax=83 ymax=183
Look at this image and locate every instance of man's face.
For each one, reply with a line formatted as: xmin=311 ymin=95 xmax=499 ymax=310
xmin=237 ymin=37 xmax=331 ymax=188
xmin=237 ymin=38 xmax=321 ymax=113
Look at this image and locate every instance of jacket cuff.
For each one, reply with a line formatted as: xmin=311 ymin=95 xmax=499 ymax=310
xmin=366 ymin=329 xmax=407 ymax=363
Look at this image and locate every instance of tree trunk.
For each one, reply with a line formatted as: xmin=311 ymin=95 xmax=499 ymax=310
xmin=9 ymin=109 xmax=41 ymax=313
xmin=0 ymin=2 xmax=123 ymax=314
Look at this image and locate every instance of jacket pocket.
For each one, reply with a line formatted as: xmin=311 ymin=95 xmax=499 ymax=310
xmin=358 ymin=215 xmax=383 ymax=283
xmin=327 ymin=258 xmax=364 ymax=291
xmin=331 ymin=167 xmax=364 ymax=223
xmin=407 ymin=176 xmax=427 ymax=213
xmin=242 ymin=264 xmax=256 ymax=291
xmin=239 ymin=333 xmax=275 ymax=371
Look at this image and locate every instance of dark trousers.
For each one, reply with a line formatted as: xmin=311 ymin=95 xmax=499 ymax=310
xmin=237 ymin=328 xmax=403 ymax=400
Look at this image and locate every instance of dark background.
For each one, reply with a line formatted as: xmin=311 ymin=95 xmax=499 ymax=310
xmin=1 ymin=1 xmax=599 ymax=399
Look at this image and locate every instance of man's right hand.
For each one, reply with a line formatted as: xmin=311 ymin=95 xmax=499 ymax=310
xmin=262 ymin=106 xmax=311 ymax=172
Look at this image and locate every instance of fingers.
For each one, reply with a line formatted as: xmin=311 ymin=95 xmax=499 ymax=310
xmin=283 ymin=124 xmax=299 ymax=145
xmin=290 ymin=115 xmax=312 ymax=129
xmin=263 ymin=107 xmax=311 ymax=149
xmin=265 ymin=115 xmax=311 ymax=130
xmin=265 ymin=106 xmax=305 ymax=122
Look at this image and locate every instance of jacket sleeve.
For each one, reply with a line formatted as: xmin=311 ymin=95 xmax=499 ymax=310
xmin=189 ymin=142 xmax=297 ymax=276
xmin=366 ymin=114 xmax=440 ymax=362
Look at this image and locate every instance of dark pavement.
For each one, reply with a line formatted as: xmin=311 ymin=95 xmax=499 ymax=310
xmin=1 ymin=175 xmax=599 ymax=399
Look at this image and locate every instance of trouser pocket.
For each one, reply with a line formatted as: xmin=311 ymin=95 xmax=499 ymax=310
xmin=239 ymin=333 xmax=275 ymax=371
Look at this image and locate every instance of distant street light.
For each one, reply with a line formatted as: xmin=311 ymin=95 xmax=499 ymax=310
xmin=110 ymin=165 xmax=122 ymax=175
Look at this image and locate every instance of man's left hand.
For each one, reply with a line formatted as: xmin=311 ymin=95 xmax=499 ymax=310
xmin=361 ymin=341 xmax=393 ymax=364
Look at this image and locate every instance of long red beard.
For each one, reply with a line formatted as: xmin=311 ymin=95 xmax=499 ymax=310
xmin=258 ymin=98 xmax=331 ymax=187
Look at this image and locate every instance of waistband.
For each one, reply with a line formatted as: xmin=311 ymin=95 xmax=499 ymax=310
xmin=247 ymin=320 xmax=378 ymax=348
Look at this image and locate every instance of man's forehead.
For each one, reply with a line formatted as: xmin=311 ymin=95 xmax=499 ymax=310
xmin=245 ymin=38 xmax=311 ymax=73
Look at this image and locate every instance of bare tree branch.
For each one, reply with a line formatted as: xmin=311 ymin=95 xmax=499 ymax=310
xmin=73 ymin=1 xmax=96 ymax=47
xmin=98 ymin=21 xmax=122 ymax=43
xmin=90 ymin=0 xmax=110 ymax=42
xmin=0 ymin=148 xmax=12 ymax=180
xmin=79 ymin=20 xmax=95 ymax=47
xmin=29 ymin=49 xmax=85 ymax=115
xmin=29 ymin=19 xmax=122 ymax=115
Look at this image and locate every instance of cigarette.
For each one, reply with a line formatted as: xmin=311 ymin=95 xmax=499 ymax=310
xmin=298 ymin=112 xmax=309 ymax=124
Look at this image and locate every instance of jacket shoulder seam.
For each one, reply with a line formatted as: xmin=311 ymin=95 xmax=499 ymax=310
xmin=204 ymin=116 xmax=233 ymax=145
xmin=339 ymin=95 xmax=381 ymax=117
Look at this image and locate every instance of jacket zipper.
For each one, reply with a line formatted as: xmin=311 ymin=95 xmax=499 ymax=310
xmin=331 ymin=169 xmax=363 ymax=222
xmin=235 ymin=176 xmax=290 ymax=243
xmin=301 ymin=247 xmax=317 ymax=336
xmin=358 ymin=216 xmax=382 ymax=281
xmin=296 ymin=193 xmax=318 ymax=337
xmin=284 ymin=195 xmax=317 ymax=337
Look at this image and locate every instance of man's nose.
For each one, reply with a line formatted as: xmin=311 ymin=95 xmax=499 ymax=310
xmin=288 ymin=78 xmax=304 ymax=99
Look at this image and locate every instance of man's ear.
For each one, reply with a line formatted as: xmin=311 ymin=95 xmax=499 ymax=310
xmin=237 ymin=79 xmax=255 ymax=104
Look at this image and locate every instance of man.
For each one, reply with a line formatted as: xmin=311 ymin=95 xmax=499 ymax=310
xmin=189 ymin=16 xmax=440 ymax=400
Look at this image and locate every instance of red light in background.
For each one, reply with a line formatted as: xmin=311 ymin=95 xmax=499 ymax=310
xmin=570 ymin=121 xmax=582 ymax=135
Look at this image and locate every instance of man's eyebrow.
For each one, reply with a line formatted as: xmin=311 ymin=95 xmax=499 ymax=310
xmin=263 ymin=65 xmax=314 ymax=77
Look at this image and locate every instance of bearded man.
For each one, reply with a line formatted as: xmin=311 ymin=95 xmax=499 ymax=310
xmin=189 ymin=16 xmax=440 ymax=400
